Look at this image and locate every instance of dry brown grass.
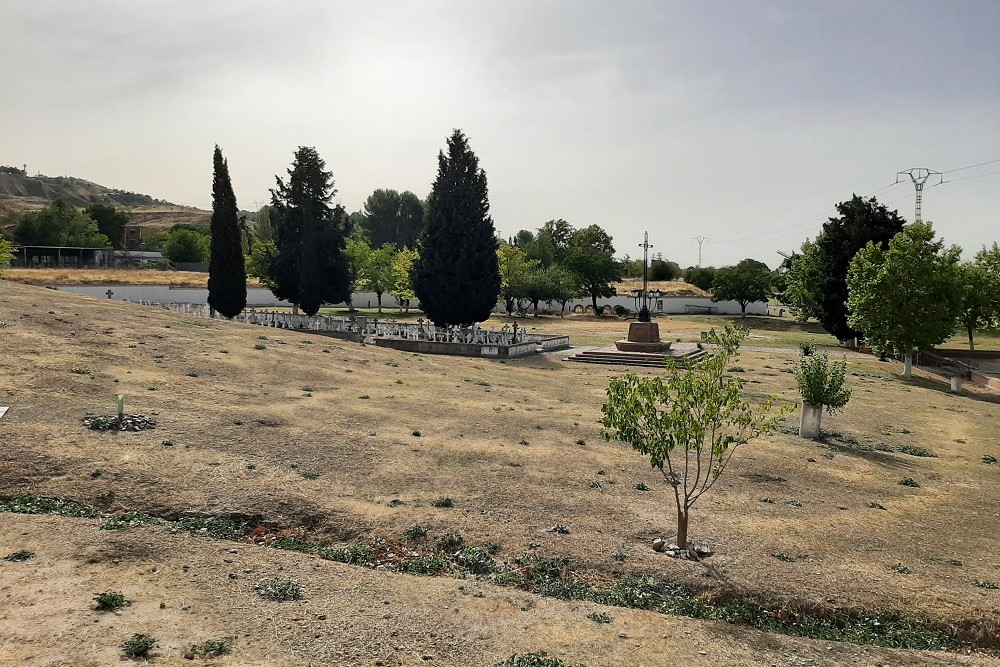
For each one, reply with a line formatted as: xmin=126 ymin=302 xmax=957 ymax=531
xmin=616 ymin=279 xmax=710 ymax=296
xmin=4 ymin=268 xmax=259 ymax=288
xmin=1 ymin=281 xmax=998 ymax=666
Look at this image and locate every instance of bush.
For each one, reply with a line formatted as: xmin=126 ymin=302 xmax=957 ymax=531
xmin=254 ymin=577 xmax=304 ymax=601
xmin=121 ymin=634 xmax=157 ymax=658
xmin=796 ymin=351 xmax=851 ymax=411
xmin=94 ymin=590 xmax=132 ymax=611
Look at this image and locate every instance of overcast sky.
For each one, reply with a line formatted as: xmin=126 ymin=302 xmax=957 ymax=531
xmin=2 ymin=1 xmax=997 ymax=267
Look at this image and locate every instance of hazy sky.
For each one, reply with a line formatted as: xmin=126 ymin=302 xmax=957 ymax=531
xmin=2 ymin=1 xmax=998 ymax=267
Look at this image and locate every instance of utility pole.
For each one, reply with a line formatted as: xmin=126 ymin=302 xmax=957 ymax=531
xmin=896 ymin=168 xmax=941 ymax=223
xmin=691 ymin=236 xmax=709 ymax=267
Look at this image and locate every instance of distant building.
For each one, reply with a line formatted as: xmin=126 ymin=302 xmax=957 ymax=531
xmin=124 ymin=224 xmax=143 ymax=250
xmin=11 ymin=245 xmax=113 ymax=268
xmin=113 ymin=250 xmax=163 ymax=267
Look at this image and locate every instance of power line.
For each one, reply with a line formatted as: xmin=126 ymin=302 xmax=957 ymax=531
xmin=935 ymin=169 xmax=1000 ymax=186
xmin=942 ymin=158 xmax=1000 ymax=174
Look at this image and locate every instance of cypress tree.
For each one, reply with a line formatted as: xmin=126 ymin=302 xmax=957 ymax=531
xmin=268 ymin=147 xmax=351 ymax=315
xmin=207 ymin=145 xmax=247 ymax=318
xmin=412 ymin=130 xmax=500 ymax=326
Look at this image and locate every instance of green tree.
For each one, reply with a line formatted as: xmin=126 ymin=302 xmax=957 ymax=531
xmin=683 ymin=266 xmax=716 ymax=291
xmin=782 ymin=240 xmax=823 ymax=321
xmin=389 ymin=246 xmax=419 ymax=312
xmin=412 ymin=130 xmax=501 ymax=326
xmin=955 ymin=260 xmax=999 ymax=351
xmin=563 ymin=224 xmax=622 ymax=314
xmin=247 ymin=239 xmax=278 ymax=290
xmin=601 ymin=326 xmax=791 ymax=549
xmin=358 ymin=189 xmax=424 ymax=249
xmin=497 ymin=244 xmax=540 ymax=316
xmin=254 ymin=205 xmax=274 ymax=241
xmin=84 ymin=204 xmax=129 ymax=249
xmin=207 ymin=146 xmax=247 ymax=318
xmin=524 ymin=219 xmax=572 ymax=268
xmin=710 ymin=258 xmax=773 ymax=316
xmin=847 ymin=222 xmax=961 ymax=378
xmin=355 ymin=242 xmax=398 ymax=312
xmin=649 ymin=259 xmax=682 ymax=281
xmin=814 ymin=196 xmax=906 ymax=342
xmin=163 ymin=229 xmax=210 ymax=262
xmin=13 ymin=201 xmax=110 ymax=247
xmin=268 ymin=147 xmax=352 ymax=315
xmin=0 ymin=236 xmax=14 ymax=276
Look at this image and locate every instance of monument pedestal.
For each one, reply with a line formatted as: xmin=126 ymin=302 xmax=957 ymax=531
xmin=615 ymin=322 xmax=671 ymax=353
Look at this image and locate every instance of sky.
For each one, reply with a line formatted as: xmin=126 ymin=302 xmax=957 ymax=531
xmin=1 ymin=0 xmax=998 ymax=268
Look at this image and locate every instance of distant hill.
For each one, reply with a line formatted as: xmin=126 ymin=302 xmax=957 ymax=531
xmin=0 ymin=168 xmax=210 ymax=231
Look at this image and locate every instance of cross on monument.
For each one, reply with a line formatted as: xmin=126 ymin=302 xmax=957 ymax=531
xmin=105 ymin=289 xmax=114 ymax=299
xmin=638 ymin=231 xmax=653 ymax=322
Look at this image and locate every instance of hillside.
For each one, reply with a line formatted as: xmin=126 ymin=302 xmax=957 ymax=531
xmin=1 ymin=281 xmax=998 ymax=665
xmin=0 ymin=170 xmax=210 ymax=230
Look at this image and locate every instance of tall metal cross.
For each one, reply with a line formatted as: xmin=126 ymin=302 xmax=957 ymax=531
xmin=638 ymin=231 xmax=653 ymax=322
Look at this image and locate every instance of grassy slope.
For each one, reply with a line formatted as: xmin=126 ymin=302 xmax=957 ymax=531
xmin=1 ymin=281 xmax=998 ymax=666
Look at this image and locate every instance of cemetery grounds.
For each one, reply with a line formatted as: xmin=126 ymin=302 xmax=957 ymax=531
xmin=1 ymin=280 xmax=998 ymax=666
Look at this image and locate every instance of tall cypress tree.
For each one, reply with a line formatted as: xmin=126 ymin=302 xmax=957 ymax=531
xmin=412 ymin=130 xmax=500 ymax=326
xmin=207 ymin=145 xmax=247 ymax=318
xmin=268 ymin=147 xmax=351 ymax=315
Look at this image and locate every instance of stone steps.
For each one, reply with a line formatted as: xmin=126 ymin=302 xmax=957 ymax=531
xmin=564 ymin=348 xmax=708 ymax=368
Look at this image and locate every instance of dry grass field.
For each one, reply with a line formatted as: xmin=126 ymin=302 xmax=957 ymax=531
xmin=4 ymin=269 xmax=259 ymax=288
xmin=1 ymin=281 xmax=999 ymax=666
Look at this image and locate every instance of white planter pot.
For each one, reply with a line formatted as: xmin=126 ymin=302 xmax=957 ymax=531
xmin=799 ymin=402 xmax=822 ymax=440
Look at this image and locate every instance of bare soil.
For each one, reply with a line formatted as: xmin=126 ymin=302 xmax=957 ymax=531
xmin=1 ymin=281 xmax=998 ymax=666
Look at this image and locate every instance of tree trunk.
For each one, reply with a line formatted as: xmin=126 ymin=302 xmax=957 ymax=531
xmin=740 ymin=302 xmax=747 ymax=318
xmin=505 ymin=296 xmax=514 ymax=316
xmin=376 ymin=292 xmax=383 ymax=313
xmin=591 ymin=292 xmax=599 ymax=315
xmin=292 ymin=303 xmax=299 ymax=315
xmin=903 ymin=349 xmax=913 ymax=378
xmin=968 ymin=326 xmax=976 ymax=352
xmin=675 ymin=508 xmax=689 ymax=549
xmin=799 ymin=402 xmax=822 ymax=439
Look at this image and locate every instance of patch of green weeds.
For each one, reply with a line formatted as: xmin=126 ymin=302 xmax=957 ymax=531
xmin=760 ymin=497 xmax=775 ymax=504
xmin=494 ymin=652 xmax=577 ymax=667
xmin=404 ymin=524 xmax=428 ymax=540
xmin=412 ymin=430 xmax=422 ymax=436
xmin=896 ymin=445 xmax=936 ymax=458
xmin=867 ymin=502 xmax=886 ymax=510
xmin=771 ymin=551 xmax=796 ymax=562
xmin=983 ymin=455 xmax=997 ymax=465
xmin=454 ymin=547 xmax=497 ymax=574
xmin=300 ymin=470 xmax=321 ymax=479
xmin=586 ymin=611 xmax=612 ymax=624
xmin=898 ymin=478 xmax=920 ymax=488
xmin=404 ymin=553 xmax=449 ymax=575
xmin=438 ymin=532 xmax=465 ymax=551
xmin=101 ymin=511 xmax=160 ymax=530
xmin=176 ymin=516 xmax=251 ymax=540
xmin=254 ymin=344 xmax=267 ymax=350
xmin=388 ymin=498 xmax=405 ymax=507
xmin=271 ymin=536 xmax=319 ymax=554
xmin=95 ymin=490 xmax=116 ymax=504
xmin=890 ymin=563 xmax=912 ymax=575
xmin=254 ymin=577 xmax=304 ymax=601
xmin=359 ymin=394 xmax=370 ymax=400
xmin=431 ymin=497 xmax=453 ymax=508
xmin=974 ymin=580 xmax=999 ymax=589
xmin=319 ymin=544 xmax=374 ymax=566
xmin=90 ymin=469 xmax=103 ymax=478
xmin=3 ymin=550 xmax=35 ymax=562
xmin=94 ymin=590 xmax=132 ymax=611
xmin=633 ymin=482 xmax=650 ymax=492
xmin=189 ymin=639 xmax=231 ymax=657
xmin=121 ymin=633 xmax=157 ymax=658
xmin=71 ymin=367 xmax=91 ymax=375
xmin=0 ymin=494 xmax=99 ymax=518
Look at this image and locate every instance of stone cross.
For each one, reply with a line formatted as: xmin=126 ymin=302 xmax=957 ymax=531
xmin=106 ymin=289 xmax=114 ymax=299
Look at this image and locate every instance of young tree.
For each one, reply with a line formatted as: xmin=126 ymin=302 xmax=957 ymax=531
xmin=268 ymin=147 xmax=352 ymax=315
xmin=389 ymin=246 xmax=419 ymax=312
xmin=563 ymin=224 xmax=622 ymax=314
xmin=847 ymin=222 xmax=962 ymax=378
xmin=207 ymin=145 xmax=247 ymax=318
xmin=795 ymin=351 xmax=852 ymax=439
xmin=358 ymin=189 xmax=422 ymax=249
xmin=711 ymin=258 xmax=773 ymax=316
xmin=601 ymin=326 xmax=791 ymax=549
xmin=353 ymin=242 xmax=398 ymax=312
xmin=683 ymin=266 xmax=716 ymax=291
xmin=0 ymin=236 xmax=14 ymax=276
xmin=497 ymin=244 xmax=540 ymax=316
xmin=253 ymin=205 xmax=274 ymax=241
xmin=813 ymin=196 xmax=906 ymax=342
xmin=84 ymin=204 xmax=129 ymax=249
xmin=782 ymin=240 xmax=823 ymax=321
xmin=412 ymin=130 xmax=501 ymax=326
xmin=955 ymin=262 xmax=999 ymax=351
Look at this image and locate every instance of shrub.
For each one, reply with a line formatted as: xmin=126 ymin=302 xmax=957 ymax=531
xmin=437 ymin=532 xmax=465 ymax=551
xmin=254 ymin=577 xmax=304 ymax=601
xmin=3 ymin=550 xmax=35 ymax=562
xmin=494 ymin=652 xmax=576 ymax=666
xmin=121 ymin=633 xmax=157 ymax=658
xmin=796 ymin=351 xmax=851 ymax=411
xmin=94 ymin=590 xmax=132 ymax=611
xmin=190 ymin=639 xmax=231 ymax=657
xmin=431 ymin=497 xmax=454 ymax=508
xmin=454 ymin=546 xmax=497 ymax=574
xmin=404 ymin=524 xmax=428 ymax=540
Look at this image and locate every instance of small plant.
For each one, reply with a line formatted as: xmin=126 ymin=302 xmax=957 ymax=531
xmin=431 ymin=497 xmax=454 ymax=508
xmin=95 ymin=490 xmax=116 ymax=504
xmin=320 ymin=544 xmax=373 ymax=566
xmin=795 ymin=351 xmax=851 ymax=439
xmin=359 ymin=394 xmax=370 ymax=400
xmin=799 ymin=342 xmax=816 ymax=356
xmin=454 ymin=546 xmax=497 ymax=574
xmin=727 ymin=366 xmax=745 ymax=373
xmin=760 ymin=496 xmax=775 ymax=504
xmin=494 ymin=652 xmax=573 ymax=667
xmin=404 ymin=553 xmax=449 ymax=575
xmin=94 ymin=590 xmax=132 ymax=611
xmin=254 ymin=577 xmax=304 ymax=601
xmin=946 ymin=559 xmax=964 ymax=566
xmin=254 ymin=343 xmax=267 ymax=350
xmin=257 ymin=335 xmax=268 ymax=340
xmin=404 ymin=524 xmax=428 ymax=540
xmin=101 ymin=511 xmax=160 ymax=530
xmin=90 ymin=469 xmax=103 ymax=478
xmin=788 ymin=499 xmax=803 ymax=507
xmin=547 ymin=524 xmax=571 ymax=534
xmin=898 ymin=478 xmax=921 ymax=488
xmin=588 ymin=480 xmax=602 ymax=489
xmin=186 ymin=371 xmax=199 ymax=377
xmin=867 ymin=501 xmax=886 ymax=510
xmin=890 ymin=563 xmax=912 ymax=574
xmin=897 ymin=445 xmax=936 ymax=457
xmin=412 ymin=430 xmax=422 ymax=437
xmin=771 ymin=551 xmax=796 ymax=562
xmin=162 ymin=439 xmax=174 ymax=447
xmin=121 ymin=634 xmax=157 ymax=659
xmin=974 ymin=580 xmax=999 ymax=589
xmin=633 ymin=482 xmax=650 ymax=491
xmin=587 ymin=611 xmax=613 ymax=624
xmin=983 ymin=455 xmax=997 ymax=465
xmin=3 ymin=550 xmax=35 ymax=562
xmin=190 ymin=639 xmax=231 ymax=657
xmin=302 ymin=385 xmax=316 ymax=392
xmin=300 ymin=470 xmax=321 ymax=479
xmin=612 ymin=550 xmax=628 ymax=562
xmin=575 ymin=439 xmax=586 ymax=446
xmin=71 ymin=367 xmax=91 ymax=375
xmin=438 ymin=532 xmax=465 ymax=551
